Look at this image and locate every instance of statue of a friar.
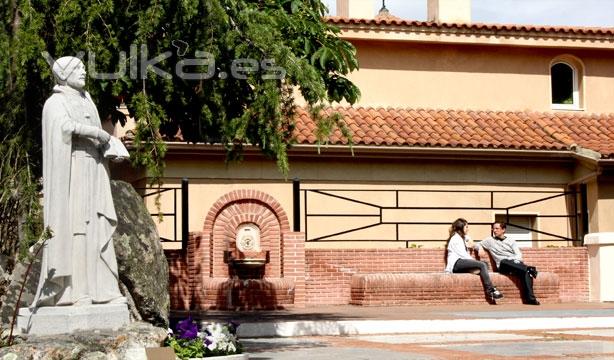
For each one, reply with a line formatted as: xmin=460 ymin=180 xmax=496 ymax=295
xmin=33 ymin=56 xmax=128 ymax=307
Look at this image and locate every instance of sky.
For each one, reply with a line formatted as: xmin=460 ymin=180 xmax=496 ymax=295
xmin=322 ymin=0 xmax=614 ymax=28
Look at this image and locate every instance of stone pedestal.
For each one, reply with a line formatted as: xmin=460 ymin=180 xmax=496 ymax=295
xmin=585 ymin=232 xmax=614 ymax=302
xmin=17 ymin=303 xmax=130 ymax=336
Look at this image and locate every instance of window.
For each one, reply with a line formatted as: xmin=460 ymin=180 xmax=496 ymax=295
xmin=550 ymin=56 xmax=583 ymax=110
xmin=495 ymin=215 xmax=535 ymax=248
xmin=551 ymin=63 xmax=574 ymax=105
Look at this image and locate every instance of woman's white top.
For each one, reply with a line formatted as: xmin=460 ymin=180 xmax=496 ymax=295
xmin=445 ymin=233 xmax=474 ymax=273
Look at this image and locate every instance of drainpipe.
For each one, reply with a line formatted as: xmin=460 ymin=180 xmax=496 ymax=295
xmin=293 ymin=178 xmax=301 ymax=232
xmin=182 ymin=177 xmax=189 ymax=252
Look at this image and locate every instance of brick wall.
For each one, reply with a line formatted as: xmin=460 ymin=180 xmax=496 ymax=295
xmin=350 ymin=272 xmax=561 ymax=305
xmin=283 ymin=232 xmax=306 ymax=307
xmin=172 ymin=189 xmax=306 ymax=310
xmin=166 ymin=249 xmax=190 ymax=310
xmin=203 ymin=190 xmax=289 ymax=279
xmin=522 ymin=248 xmax=589 ymax=302
xmin=305 ymin=247 xmax=589 ymax=305
xmin=165 ymin=187 xmax=589 ymax=308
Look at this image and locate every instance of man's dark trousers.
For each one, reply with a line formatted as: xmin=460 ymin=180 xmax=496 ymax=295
xmin=498 ymin=259 xmax=537 ymax=303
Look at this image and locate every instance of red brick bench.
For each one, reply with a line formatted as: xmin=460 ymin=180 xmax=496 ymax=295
xmin=350 ymin=272 xmax=560 ymax=305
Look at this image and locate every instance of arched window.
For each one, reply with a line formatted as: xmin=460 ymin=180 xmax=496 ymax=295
xmin=550 ymin=57 xmax=582 ymax=110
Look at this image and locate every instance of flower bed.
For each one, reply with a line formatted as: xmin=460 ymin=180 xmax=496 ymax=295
xmin=166 ymin=317 xmax=244 ymax=359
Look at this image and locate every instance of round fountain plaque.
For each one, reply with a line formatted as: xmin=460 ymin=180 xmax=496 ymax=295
xmin=236 ymin=223 xmax=260 ymax=252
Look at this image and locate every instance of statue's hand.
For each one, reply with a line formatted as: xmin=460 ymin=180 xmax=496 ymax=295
xmin=97 ymin=130 xmax=111 ymax=144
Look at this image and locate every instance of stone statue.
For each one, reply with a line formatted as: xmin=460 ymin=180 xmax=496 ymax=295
xmin=33 ymin=56 xmax=128 ymax=307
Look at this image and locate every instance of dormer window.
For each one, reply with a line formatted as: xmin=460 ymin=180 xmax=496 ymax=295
xmin=550 ymin=56 xmax=583 ymax=110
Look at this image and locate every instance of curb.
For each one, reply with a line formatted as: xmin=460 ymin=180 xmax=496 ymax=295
xmin=236 ymin=316 xmax=614 ymax=338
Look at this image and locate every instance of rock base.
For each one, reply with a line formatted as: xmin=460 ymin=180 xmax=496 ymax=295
xmin=0 ymin=321 xmax=167 ymax=359
xmin=17 ymin=303 xmax=129 ymax=335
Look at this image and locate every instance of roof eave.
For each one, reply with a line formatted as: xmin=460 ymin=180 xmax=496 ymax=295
xmin=290 ymin=143 xmax=573 ymax=161
xmin=144 ymin=141 xmax=608 ymax=163
xmin=333 ymin=21 xmax=614 ymax=50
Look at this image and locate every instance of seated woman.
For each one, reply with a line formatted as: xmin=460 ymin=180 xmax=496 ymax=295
xmin=445 ymin=218 xmax=503 ymax=302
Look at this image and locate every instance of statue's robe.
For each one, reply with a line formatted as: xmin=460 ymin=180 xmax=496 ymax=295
xmin=34 ymin=85 xmax=122 ymax=306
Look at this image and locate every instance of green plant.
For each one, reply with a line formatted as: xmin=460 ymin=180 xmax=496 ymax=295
xmin=166 ymin=317 xmax=243 ymax=359
xmin=0 ymin=131 xmax=43 ymax=261
xmin=166 ymin=337 xmax=207 ymax=359
xmin=2 ymin=0 xmax=360 ymax=185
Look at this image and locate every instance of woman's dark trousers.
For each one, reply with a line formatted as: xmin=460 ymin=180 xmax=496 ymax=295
xmin=453 ymin=259 xmax=494 ymax=291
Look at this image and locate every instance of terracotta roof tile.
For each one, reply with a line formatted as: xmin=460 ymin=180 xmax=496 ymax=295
xmin=533 ymin=112 xmax=614 ymax=157
xmin=327 ymin=17 xmax=614 ymax=38
xmin=294 ymin=106 xmax=614 ymax=158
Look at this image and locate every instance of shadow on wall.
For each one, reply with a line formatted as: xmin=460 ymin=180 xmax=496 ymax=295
xmin=214 ymin=278 xmax=286 ymax=311
xmin=166 ymin=249 xmax=191 ymax=311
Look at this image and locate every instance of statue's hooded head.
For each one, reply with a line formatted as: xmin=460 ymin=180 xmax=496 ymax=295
xmin=52 ymin=56 xmax=86 ymax=90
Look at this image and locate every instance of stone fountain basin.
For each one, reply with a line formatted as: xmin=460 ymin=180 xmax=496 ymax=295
xmin=231 ymin=259 xmax=267 ymax=268
xmin=230 ymin=258 xmax=268 ymax=279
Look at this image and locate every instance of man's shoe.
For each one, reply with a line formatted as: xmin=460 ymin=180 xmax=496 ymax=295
xmin=488 ymin=287 xmax=503 ymax=300
xmin=526 ymin=299 xmax=540 ymax=305
xmin=527 ymin=266 xmax=538 ymax=278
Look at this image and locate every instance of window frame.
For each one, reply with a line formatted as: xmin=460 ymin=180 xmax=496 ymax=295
xmin=494 ymin=214 xmax=537 ymax=248
xmin=550 ymin=57 xmax=583 ymax=111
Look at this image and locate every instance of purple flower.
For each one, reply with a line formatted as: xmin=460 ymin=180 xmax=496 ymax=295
xmin=175 ymin=317 xmax=199 ymax=340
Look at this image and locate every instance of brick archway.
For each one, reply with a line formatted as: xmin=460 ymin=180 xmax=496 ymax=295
xmin=187 ymin=189 xmax=304 ymax=310
xmin=203 ymin=189 xmax=290 ymax=234
xmin=203 ymin=190 xmax=290 ymax=278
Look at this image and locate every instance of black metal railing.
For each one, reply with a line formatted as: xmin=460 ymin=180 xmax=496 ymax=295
xmin=295 ymin=183 xmax=582 ymax=247
xmin=137 ymin=177 xmax=189 ymax=250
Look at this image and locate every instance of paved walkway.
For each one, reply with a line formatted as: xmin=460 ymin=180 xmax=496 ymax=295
xmin=242 ymin=328 xmax=614 ymax=359
xmin=176 ymin=302 xmax=614 ymax=337
xmin=174 ymin=302 xmax=614 ymax=359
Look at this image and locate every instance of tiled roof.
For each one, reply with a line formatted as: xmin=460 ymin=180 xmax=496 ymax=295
xmin=294 ymin=107 xmax=614 ymax=158
xmin=541 ymin=112 xmax=614 ymax=158
xmin=327 ymin=17 xmax=614 ymax=37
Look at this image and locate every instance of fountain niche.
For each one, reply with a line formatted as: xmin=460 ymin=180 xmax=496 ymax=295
xmin=187 ymin=190 xmax=306 ymax=310
xmin=224 ymin=223 xmax=270 ymax=279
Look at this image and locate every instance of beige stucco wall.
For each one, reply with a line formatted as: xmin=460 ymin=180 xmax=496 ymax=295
xmin=585 ymin=232 xmax=614 ymax=301
xmin=587 ymin=176 xmax=614 ymax=233
xmin=146 ymin=154 xmax=579 ymax=250
xmin=593 ymin=177 xmax=614 ymax=232
xmin=345 ymin=40 xmax=614 ymax=113
xmin=587 ymin=178 xmax=601 ymax=233
xmin=300 ymin=182 xmax=573 ymax=248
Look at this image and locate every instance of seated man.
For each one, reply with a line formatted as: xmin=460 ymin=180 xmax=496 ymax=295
xmin=475 ymin=222 xmax=540 ymax=305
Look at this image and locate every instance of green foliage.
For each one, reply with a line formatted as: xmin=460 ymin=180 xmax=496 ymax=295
xmin=5 ymin=1 xmax=361 ymax=175
xmin=166 ymin=337 xmax=206 ymax=360
xmin=0 ymin=0 xmax=359 ymax=250
xmin=0 ymin=132 xmax=43 ymax=260
xmin=310 ymin=103 xmax=354 ymax=155
xmin=1 ymin=0 xmax=50 ymax=257
xmin=165 ymin=321 xmax=243 ymax=359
